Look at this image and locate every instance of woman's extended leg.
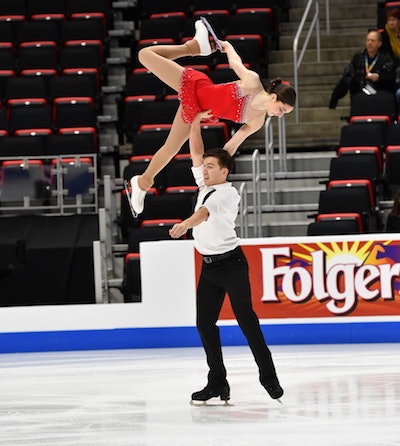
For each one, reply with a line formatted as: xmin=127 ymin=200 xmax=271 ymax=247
xmin=138 ymin=104 xmax=191 ymax=191
xmin=137 ymin=20 xmax=212 ymax=92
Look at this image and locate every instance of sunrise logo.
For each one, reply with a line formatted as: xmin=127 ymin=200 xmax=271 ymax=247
xmin=259 ymin=241 xmax=400 ymax=316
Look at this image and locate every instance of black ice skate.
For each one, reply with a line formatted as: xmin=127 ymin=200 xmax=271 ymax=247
xmin=261 ymin=379 xmax=284 ymax=403
xmin=190 ymin=384 xmax=230 ymax=405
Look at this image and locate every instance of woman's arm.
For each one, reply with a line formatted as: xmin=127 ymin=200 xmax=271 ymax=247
xmin=223 ymin=116 xmax=265 ymax=155
xmin=219 ymin=40 xmax=259 ymax=85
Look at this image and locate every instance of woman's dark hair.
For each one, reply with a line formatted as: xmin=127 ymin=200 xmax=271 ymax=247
xmin=203 ymin=148 xmax=234 ymax=173
xmin=266 ymin=77 xmax=296 ymax=107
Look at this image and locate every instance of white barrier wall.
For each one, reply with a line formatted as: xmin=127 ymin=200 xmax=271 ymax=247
xmin=1 ymin=235 xmax=400 ymax=353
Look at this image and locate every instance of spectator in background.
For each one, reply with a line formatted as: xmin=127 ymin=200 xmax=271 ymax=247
xmin=380 ymin=8 xmax=400 ymax=110
xmin=329 ymin=30 xmax=395 ymax=109
xmin=381 ymin=8 xmax=400 ymax=57
xmin=386 ymin=189 xmax=400 ymax=232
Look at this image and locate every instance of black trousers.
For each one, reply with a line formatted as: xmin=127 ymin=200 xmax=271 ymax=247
xmin=196 ymin=246 xmax=278 ymax=386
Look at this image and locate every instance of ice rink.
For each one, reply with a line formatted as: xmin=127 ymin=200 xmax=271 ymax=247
xmin=0 ymin=343 xmax=399 ymax=446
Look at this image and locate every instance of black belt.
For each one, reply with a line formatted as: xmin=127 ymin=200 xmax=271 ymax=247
xmin=202 ymin=247 xmax=239 ymax=264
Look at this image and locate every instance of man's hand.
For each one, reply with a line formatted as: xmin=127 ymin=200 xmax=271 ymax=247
xmin=366 ymin=72 xmax=379 ymax=82
xmin=195 ymin=109 xmax=213 ymax=122
xmin=169 ymin=222 xmax=189 ymax=239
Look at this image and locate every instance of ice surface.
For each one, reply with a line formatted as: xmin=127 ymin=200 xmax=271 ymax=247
xmin=0 ymin=343 xmax=399 ymax=446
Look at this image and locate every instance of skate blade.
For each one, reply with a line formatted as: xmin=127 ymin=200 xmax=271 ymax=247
xmin=200 ymin=16 xmax=222 ymax=51
xmin=190 ymin=399 xmax=232 ymax=407
xmin=123 ymin=180 xmax=138 ymax=219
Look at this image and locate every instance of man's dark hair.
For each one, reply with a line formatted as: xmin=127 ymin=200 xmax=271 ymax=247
xmin=203 ymin=148 xmax=234 ymax=173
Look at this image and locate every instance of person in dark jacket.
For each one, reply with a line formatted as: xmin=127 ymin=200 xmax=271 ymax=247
xmin=381 ymin=8 xmax=400 ymax=58
xmin=329 ymin=30 xmax=395 ymax=109
xmin=380 ymin=8 xmax=400 ymax=110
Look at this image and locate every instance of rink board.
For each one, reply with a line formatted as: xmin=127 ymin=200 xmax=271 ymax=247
xmin=1 ymin=235 xmax=400 ymax=353
xmin=1 ymin=320 xmax=400 ymax=353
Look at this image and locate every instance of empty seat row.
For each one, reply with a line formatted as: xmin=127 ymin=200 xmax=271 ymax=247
xmin=340 ymin=120 xmax=400 ymax=149
xmin=0 ymin=0 xmax=110 ymax=19
xmin=307 ymin=143 xmax=395 ymax=236
xmin=307 ymin=213 xmax=364 ymax=237
xmin=350 ymin=91 xmax=397 ymax=123
xmin=138 ymin=0 xmax=287 ymax=16
xmin=138 ymin=9 xmax=275 ymax=44
xmin=0 ymin=73 xmax=100 ymax=107
xmin=138 ymin=0 xmax=288 ymax=44
xmin=0 ymin=42 xmax=105 ymax=74
xmin=308 ymin=85 xmax=400 ymax=236
xmin=0 ymin=97 xmax=97 ymax=134
xmin=339 ymin=118 xmax=400 ymax=192
xmin=308 ymin=178 xmax=380 ymax=236
xmin=0 ymin=16 xmax=108 ymax=45
xmin=0 ymin=129 xmax=98 ymax=156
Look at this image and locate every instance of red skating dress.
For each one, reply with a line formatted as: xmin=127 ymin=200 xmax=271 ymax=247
xmin=178 ymin=67 xmax=250 ymax=124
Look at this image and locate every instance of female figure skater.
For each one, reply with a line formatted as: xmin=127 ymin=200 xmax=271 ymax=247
xmin=128 ymin=18 xmax=296 ymax=216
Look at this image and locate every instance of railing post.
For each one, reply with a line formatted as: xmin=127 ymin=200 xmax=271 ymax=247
xmin=325 ymin=0 xmax=330 ymax=35
xmin=103 ymin=174 xmax=118 ymax=238
xmin=93 ymin=240 xmax=104 ymax=304
xmin=278 ymin=115 xmax=287 ymax=175
xmin=251 ymin=149 xmax=261 ymax=237
xmin=239 ymin=181 xmax=248 ymax=239
xmin=264 ymin=117 xmax=275 ymax=207
xmin=293 ymin=0 xmax=321 ymax=123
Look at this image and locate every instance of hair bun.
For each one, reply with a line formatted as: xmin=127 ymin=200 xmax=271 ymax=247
xmin=267 ymin=77 xmax=284 ymax=93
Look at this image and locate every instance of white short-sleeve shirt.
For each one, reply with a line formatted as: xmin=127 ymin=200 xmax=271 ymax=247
xmin=191 ymin=165 xmax=240 ymax=255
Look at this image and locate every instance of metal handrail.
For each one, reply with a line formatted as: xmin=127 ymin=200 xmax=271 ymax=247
xmin=293 ymin=0 xmax=321 ymax=123
xmin=264 ymin=117 xmax=275 ymax=208
xmin=251 ymin=149 xmax=262 ymax=237
xmin=325 ymin=0 xmax=331 ymax=36
xmin=239 ymin=181 xmax=248 ymax=238
xmin=277 ymin=115 xmax=287 ymax=175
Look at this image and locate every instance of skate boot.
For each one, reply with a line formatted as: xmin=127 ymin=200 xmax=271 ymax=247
xmin=127 ymin=175 xmax=146 ymax=216
xmin=193 ymin=20 xmax=213 ymax=56
xmin=191 ymin=382 xmax=230 ymax=403
xmin=261 ymin=378 xmax=284 ymax=400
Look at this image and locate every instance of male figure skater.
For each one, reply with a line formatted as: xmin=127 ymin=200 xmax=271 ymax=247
xmin=169 ymin=110 xmax=283 ymax=403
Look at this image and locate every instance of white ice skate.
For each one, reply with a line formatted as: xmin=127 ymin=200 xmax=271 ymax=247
xmin=124 ymin=177 xmax=146 ymax=218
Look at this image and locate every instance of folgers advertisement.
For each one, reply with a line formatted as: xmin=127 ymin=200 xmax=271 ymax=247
xmin=195 ymin=238 xmax=400 ymax=319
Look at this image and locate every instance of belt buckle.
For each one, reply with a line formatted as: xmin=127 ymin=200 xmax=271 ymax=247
xmin=203 ymin=256 xmax=213 ymax=264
